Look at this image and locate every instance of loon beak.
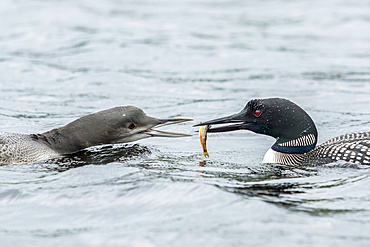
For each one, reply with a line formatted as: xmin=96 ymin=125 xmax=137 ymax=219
xmin=145 ymin=118 xmax=193 ymax=137
xmin=193 ymin=111 xmax=246 ymax=133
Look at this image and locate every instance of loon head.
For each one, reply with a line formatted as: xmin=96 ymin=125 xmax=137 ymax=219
xmin=42 ymin=106 xmax=192 ymax=154
xmin=195 ymin=98 xmax=318 ymax=154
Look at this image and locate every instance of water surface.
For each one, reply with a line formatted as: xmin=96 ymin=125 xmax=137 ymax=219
xmin=1 ymin=0 xmax=370 ymax=246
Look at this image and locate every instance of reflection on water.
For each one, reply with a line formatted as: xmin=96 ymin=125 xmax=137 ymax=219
xmin=1 ymin=0 xmax=370 ymax=246
xmin=42 ymin=144 xmax=152 ymax=172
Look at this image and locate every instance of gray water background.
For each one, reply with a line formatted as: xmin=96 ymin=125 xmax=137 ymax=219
xmin=1 ymin=0 xmax=370 ymax=246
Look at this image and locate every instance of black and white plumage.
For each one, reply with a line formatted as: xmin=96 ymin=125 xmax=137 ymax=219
xmin=195 ymin=98 xmax=370 ymax=166
xmin=311 ymin=132 xmax=370 ymax=165
xmin=0 ymin=106 xmax=192 ymax=165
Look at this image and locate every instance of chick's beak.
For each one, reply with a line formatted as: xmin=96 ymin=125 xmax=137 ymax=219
xmin=145 ymin=118 xmax=193 ymax=137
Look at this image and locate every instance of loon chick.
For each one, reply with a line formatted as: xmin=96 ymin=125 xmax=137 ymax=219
xmin=0 ymin=106 xmax=192 ymax=165
xmin=195 ymin=98 xmax=370 ymax=166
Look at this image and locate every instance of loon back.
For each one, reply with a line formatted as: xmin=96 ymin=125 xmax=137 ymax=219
xmin=195 ymin=98 xmax=370 ymax=166
xmin=0 ymin=133 xmax=60 ymax=165
xmin=311 ymin=132 xmax=370 ymax=165
xmin=263 ymin=131 xmax=370 ymax=166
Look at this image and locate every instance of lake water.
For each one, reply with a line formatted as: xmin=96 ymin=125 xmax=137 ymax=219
xmin=1 ymin=0 xmax=370 ymax=246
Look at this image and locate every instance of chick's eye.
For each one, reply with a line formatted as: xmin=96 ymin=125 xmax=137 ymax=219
xmin=254 ymin=110 xmax=261 ymax=117
xmin=128 ymin=123 xmax=136 ymax=129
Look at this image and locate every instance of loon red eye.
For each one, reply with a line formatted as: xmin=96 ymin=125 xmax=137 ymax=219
xmin=254 ymin=110 xmax=261 ymax=117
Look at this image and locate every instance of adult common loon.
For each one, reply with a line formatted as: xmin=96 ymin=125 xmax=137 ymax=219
xmin=0 ymin=106 xmax=192 ymax=165
xmin=195 ymin=98 xmax=370 ymax=166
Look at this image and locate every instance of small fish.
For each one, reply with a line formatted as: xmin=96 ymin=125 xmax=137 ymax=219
xmin=199 ymin=125 xmax=210 ymax=157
